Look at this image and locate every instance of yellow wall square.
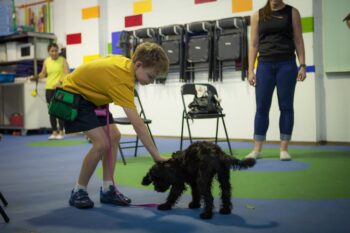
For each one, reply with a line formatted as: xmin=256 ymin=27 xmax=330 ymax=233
xmin=232 ymin=0 xmax=252 ymax=13
xmin=82 ymin=6 xmax=100 ymax=20
xmin=133 ymin=0 xmax=152 ymax=14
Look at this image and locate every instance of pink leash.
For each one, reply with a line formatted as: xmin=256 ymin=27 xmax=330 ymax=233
xmin=102 ymin=106 xmax=158 ymax=208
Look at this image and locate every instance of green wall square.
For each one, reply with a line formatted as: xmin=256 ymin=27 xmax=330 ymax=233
xmin=302 ymin=17 xmax=314 ymax=33
xmin=108 ymin=42 xmax=112 ymax=54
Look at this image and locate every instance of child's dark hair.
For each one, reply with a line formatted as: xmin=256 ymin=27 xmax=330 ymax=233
xmin=47 ymin=43 xmax=59 ymax=52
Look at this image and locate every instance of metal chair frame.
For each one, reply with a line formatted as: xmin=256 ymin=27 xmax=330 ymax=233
xmin=114 ymin=90 xmax=156 ymax=165
xmin=0 ymin=192 xmax=9 ymax=223
xmin=180 ymin=83 xmax=233 ymax=155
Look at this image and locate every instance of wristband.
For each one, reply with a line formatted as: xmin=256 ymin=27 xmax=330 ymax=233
xmin=299 ymin=64 xmax=306 ymax=68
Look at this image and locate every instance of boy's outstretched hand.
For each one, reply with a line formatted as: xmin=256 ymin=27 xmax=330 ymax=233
xmin=153 ymin=156 xmax=168 ymax=163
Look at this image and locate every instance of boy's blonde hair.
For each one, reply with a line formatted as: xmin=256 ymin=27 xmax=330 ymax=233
xmin=132 ymin=42 xmax=169 ymax=78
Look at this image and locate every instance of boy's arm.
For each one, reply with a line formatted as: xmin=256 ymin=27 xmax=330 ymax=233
xmin=122 ymin=107 xmax=167 ymax=162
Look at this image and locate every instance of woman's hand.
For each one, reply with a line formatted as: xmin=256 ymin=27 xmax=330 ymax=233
xmin=248 ymin=71 xmax=257 ymax=87
xmin=297 ymin=67 xmax=306 ymax=81
xmin=29 ymin=75 xmax=39 ymax=81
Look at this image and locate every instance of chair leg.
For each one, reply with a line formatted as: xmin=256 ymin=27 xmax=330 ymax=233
xmin=215 ymin=118 xmax=219 ymax=144
xmin=0 ymin=206 xmax=9 ymax=223
xmin=118 ymin=147 xmax=127 ymax=165
xmin=0 ymin=193 xmax=9 ymax=223
xmin=180 ymin=112 xmax=185 ymax=150
xmin=185 ymin=117 xmax=193 ymax=144
xmin=221 ymin=117 xmax=233 ymax=156
xmin=0 ymin=192 xmax=7 ymax=206
xmin=134 ymin=136 xmax=139 ymax=157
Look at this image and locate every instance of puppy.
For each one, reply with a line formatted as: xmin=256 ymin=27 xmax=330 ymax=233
xmin=142 ymin=141 xmax=255 ymax=219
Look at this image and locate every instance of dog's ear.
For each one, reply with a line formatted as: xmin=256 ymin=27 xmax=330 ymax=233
xmin=141 ymin=172 xmax=152 ymax=186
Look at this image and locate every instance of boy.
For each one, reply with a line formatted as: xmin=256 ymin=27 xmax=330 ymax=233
xmin=62 ymin=42 xmax=169 ymax=209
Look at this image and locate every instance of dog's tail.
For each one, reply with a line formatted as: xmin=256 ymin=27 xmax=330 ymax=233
xmin=230 ymin=157 xmax=256 ymax=170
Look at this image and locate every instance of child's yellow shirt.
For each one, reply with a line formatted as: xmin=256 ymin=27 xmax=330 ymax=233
xmin=63 ymin=55 xmax=136 ymax=109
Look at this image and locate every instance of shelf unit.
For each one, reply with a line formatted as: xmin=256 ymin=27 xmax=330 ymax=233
xmin=0 ymin=31 xmax=56 ymax=76
xmin=0 ymin=32 xmax=56 ymax=134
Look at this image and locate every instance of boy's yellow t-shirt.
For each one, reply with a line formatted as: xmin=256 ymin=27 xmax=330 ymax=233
xmin=63 ymin=55 xmax=136 ymax=109
xmin=45 ymin=56 xmax=65 ymax=89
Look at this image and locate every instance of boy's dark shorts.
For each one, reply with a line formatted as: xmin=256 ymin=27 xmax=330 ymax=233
xmin=64 ymin=96 xmax=114 ymax=134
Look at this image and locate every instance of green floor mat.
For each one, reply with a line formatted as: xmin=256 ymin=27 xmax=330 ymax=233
xmin=96 ymin=148 xmax=350 ymax=199
xmin=28 ymin=139 xmax=88 ymax=147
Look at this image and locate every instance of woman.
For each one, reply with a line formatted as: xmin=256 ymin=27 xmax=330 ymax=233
xmin=246 ymin=0 xmax=306 ymax=161
xmin=38 ymin=43 xmax=69 ymax=140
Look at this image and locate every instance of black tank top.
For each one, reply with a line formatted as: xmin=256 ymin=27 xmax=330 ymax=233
xmin=258 ymin=4 xmax=295 ymax=62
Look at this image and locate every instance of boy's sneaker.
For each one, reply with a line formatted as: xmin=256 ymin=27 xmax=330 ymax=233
xmin=69 ymin=189 xmax=94 ymax=209
xmin=100 ymin=185 xmax=131 ymax=206
xmin=280 ymin=151 xmax=292 ymax=161
xmin=245 ymin=151 xmax=261 ymax=159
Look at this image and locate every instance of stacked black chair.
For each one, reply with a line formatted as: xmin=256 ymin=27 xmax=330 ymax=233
xmin=133 ymin=27 xmax=159 ymax=44
xmin=114 ymin=89 xmax=156 ymax=165
xmin=116 ymin=30 xmax=132 ymax=58
xmin=0 ymin=192 xmax=9 ymax=223
xmin=180 ymin=83 xmax=233 ymax=155
xmin=184 ymin=21 xmax=214 ymax=82
xmin=159 ymin=24 xmax=185 ymax=82
xmin=214 ymin=17 xmax=248 ymax=81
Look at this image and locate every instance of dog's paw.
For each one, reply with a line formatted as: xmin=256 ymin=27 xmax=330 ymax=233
xmin=219 ymin=207 xmax=231 ymax=215
xmin=188 ymin=202 xmax=200 ymax=209
xmin=200 ymin=211 xmax=213 ymax=220
xmin=157 ymin=203 xmax=172 ymax=211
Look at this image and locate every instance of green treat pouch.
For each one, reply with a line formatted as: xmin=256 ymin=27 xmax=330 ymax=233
xmin=48 ymin=88 xmax=80 ymax=121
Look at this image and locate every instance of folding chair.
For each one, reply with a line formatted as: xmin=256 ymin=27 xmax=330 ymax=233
xmin=214 ymin=17 xmax=248 ymax=81
xmin=180 ymin=83 xmax=233 ymax=155
xmin=133 ymin=27 xmax=159 ymax=44
xmin=184 ymin=20 xmax=215 ymax=82
xmin=114 ymin=89 xmax=156 ymax=165
xmin=0 ymin=192 xmax=10 ymax=223
xmin=116 ymin=30 xmax=132 ymax=58
xmin=159 ymin=24 xmax=185 ymax=82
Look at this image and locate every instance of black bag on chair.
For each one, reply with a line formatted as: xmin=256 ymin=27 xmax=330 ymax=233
xmin=188 ymin=90 xmax=222 ymax=115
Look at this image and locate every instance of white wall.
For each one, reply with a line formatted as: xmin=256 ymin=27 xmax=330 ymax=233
xmin=51 ymin=0 xmax=349 ymax=143
xmin=313 ymin=0 xmax=350 ymax=143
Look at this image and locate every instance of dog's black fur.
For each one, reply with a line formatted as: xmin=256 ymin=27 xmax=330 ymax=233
xmin=142 ymin=141 xmax=255 ymax=219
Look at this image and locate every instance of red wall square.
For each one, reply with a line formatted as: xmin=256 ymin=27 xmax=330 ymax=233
xmin=66 ymin=33 xmax=82 ymax=45
xmin=125 ymin=14 xmax=143 ymax=28
xmin=195 ymin=0 xmax=216 ymax=4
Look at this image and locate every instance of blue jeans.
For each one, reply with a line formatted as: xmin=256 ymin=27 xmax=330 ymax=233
xmin=254 ymin=60 xmax=298 ymax=141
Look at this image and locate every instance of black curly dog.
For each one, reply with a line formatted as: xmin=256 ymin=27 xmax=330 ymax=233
xmin=142 ymin=141 xmax=255 ymax=219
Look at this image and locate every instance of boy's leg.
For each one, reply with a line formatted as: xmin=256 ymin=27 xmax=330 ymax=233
xmin=100 ymin=124 xmax=131 ymax=205
xmin=101 ymin=124 xmax=120 ymax=181
xmin=69 ymin=126 xmax=109 ymax=209
xmin=78 ymin=127 xmax=109 ymax=186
